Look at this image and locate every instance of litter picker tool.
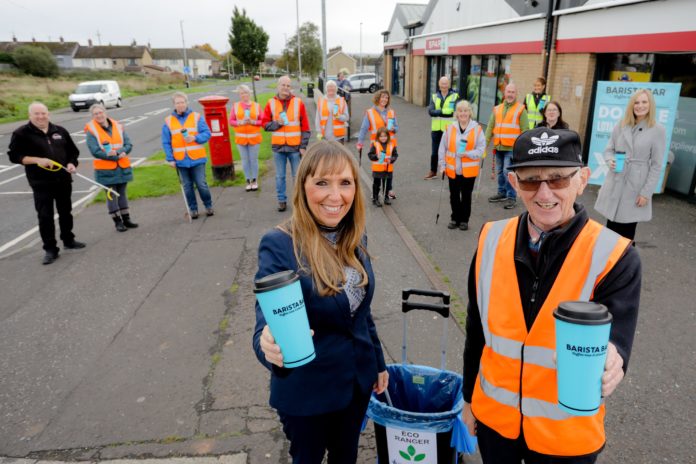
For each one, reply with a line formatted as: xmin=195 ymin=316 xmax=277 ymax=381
xmin=40 ymin=160 xmax=119 ymax=199
xmin=175 ymin=168 xmax=193 ymax=223
xmin=473 ymin=156 xmax=485 ymax=200
xmin=435 ymin=171 xmax=446 ymax=224
xmin=358 ymin=146 xmax=362 ymax=167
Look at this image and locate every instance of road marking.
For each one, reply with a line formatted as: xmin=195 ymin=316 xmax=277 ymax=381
xmin=78 ymin=140 xmax=86 ymax=144
xmin=121 ymin=115 xmax=148 ymax=126
xmin=0 ymin=173 xmax=25 ymax=186
xmin=71 ymin=130 xmax=86 ymax=137
xmin=0 ymin=191 xmax=32 ymax=194
xmin=144 ymin=107 xmax=170 ymax=116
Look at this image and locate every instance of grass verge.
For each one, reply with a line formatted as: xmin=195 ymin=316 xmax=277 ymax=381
xmin=93 ymin=91 xmax=275 ymax=203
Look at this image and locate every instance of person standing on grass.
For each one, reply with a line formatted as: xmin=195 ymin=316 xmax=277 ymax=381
xmin=8 ymin=101 xmax=86 ymax=265
xmin=230 ymin=85 xmax=263 ymax=192
xmin=162 ymin=92 xmax=213 ymax=219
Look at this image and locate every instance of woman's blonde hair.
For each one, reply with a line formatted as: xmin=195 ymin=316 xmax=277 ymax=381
xmin=282 ymin=141 xmax=368 ymax=296
xmin=455 ymin=100 xmax=473 ymax=116
xmin=373 ymin=89 xmax=390 ymax=107
xmin=235 ymin=84 xmax=252 ymax=95
xmin=622 ymin=88 xmax=656 ymax=128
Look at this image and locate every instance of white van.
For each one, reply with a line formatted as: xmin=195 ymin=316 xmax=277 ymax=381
xmin=69 ymin=80 xmax=122 ymax=112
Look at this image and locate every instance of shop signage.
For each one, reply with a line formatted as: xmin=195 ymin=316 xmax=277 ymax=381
xmin=666 ymin=97 xmax=696 ymax=194
xmin=588 ymin=81 xmax=681 ymax=192
xmin=425 ymin=36 xmax=447 ymax=55
xmin=386 ymin=426 xmax=438 ymax=463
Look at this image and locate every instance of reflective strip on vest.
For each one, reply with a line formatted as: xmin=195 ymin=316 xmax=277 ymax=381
xmin=492 ymin=103 xmax=523 ymax=146
xmin=271 ymin=97 xmax=302 ymax=146
xmin=367 ymin=107 xmax=397 ymax=145
xmin=444 ymin=124 xmax=481 ymax=179
xmin=233 ymin=102 xmax=262 ymax=145
xmin=431 ymin=92 xmax=458 ymax=131
xmin=526 ymin=94 xmax=550 ymax=130
xmin=166 ymin=113 xmax=207 ymax=161
xmin=85 ymin=119 xmax=130 ymax=170
xmin=319 ymin=97 xmax=347 ymax=138
xmin=371 ymin=141 xmax=394 ymax=173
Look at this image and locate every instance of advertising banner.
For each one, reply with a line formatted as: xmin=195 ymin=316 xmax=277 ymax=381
xmin=587 ymin=81 xmax=681 ymax=193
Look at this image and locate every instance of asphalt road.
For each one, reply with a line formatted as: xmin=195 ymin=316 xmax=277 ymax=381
xmin=0 ymin=80 xmax=272 ymax=257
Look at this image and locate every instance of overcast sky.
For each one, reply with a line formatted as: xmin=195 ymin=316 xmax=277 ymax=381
xmin=1 ymin=0 xmax=425 ymax=55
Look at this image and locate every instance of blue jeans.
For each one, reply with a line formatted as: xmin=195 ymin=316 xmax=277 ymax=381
xmin=274 ymin=151 xmax=301 ymax=202
xmin=178 ymin=164 xmax=212 ymax=212
xmin=238 ymin=143 xmax=260 ymax=181
xmin=495 ymin=150 xmax=516 ymax=200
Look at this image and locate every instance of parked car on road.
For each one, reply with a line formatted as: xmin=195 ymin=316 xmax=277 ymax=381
xmin=347 ymin=73 xmax=381 ymax=93
xmin=69 ymin=80 xmax=122 ymax=112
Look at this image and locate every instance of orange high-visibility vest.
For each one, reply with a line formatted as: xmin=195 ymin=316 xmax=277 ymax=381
xmin=472 ymin=217 xmax=630 ymax=456
xmin=318 ymin=96 xmax=347 ymax=138
xmin=270 ymin=97 xmax=301 ymax=146
xmin=445 ymin=123 xmax=483 ymax=179
xmin=371 ymin=141 xmax=395 ymax=173
xmin=84 ymin=118 xmax=131 ymax=170
xmin=165 ymin=112 xmax=207 ymax=161
xmin=233 ymin=102 xmax=262 ymax=145
xmin=492 ymin=102 xmax=524 ymax=147
xmin=366 ymin=107 xmax=397 ymax=146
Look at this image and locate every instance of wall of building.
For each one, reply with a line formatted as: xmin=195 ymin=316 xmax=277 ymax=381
xmin=546 ymin=52 xmax=596 ymax=140
xmin=328 ymin=54 xmax=356 ymax=76
xmin=509 ymin=53 xmax=545 ymax=102
xmin=411 ymin=54 xmax=427 ymax=106
xmin=383 ymin=53 xmax=393 ymax=95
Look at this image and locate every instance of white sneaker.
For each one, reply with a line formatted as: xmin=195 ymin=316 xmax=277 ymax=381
xmin=251 ymin=182 xmax=258 ymax=191
xmin=245 ymin=183 xmax=252 ymax=192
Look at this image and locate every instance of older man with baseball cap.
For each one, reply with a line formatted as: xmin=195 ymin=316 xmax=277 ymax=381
xmin=461 ymin=127 xmax=642 ymax=463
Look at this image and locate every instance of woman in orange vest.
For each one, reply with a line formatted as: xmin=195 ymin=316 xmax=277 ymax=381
xmin=85 ymin=103 xmax=137 ymax=232
xmin=229 ymin=85 xmax=263 ymax=191
xmin=315 ymin=80 xmax=349 ymax=144
xmin=437 ymin=100 xmax=485 ymax=231
xmin=367 ymin=127 xmax=398 ymax=206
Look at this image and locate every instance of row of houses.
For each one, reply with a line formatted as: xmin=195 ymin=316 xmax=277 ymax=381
xmin=0 ymin=37 xmax=219 ymax=77
xmin=381 ymin=0 xmax=696 ymax=199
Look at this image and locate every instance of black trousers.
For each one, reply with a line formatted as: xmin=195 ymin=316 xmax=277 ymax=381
xmin=278 ymin=385 xmax=371 ymax=464
xmin=477 ymin=421 xmax=599 ymax=464
xmin=32 ymin=182 xmax=75 ymax=252
xmin=431 ymin=130 xmax=443 ymax=172
xmin=606 ymin=220 xmax=637 ymax=241
xmin=372 ymin=175 xmax=393 ymax=199
xmin=448 ymin=175 xmax=476 ymax=224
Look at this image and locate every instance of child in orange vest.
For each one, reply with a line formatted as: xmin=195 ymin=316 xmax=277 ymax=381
xmin=367 ymin=127 xmax=398 ymax=206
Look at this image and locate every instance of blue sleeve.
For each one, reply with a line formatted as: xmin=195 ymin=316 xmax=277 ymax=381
xmin=162 ymin=124 xmax=174 ymax=162
xmin=121 ymin=130 xmax=133 ymax=154
xmin=357 ymin=114 xmax=370 ymax=145
xmin=195 ymin=117 xmax=211 ymax=144
xmin=86 ymin=132 xmax=110 ymax=160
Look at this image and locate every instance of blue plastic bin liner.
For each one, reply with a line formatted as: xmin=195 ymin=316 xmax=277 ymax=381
xmin=367 ymin=364 xmax=463 ymax=433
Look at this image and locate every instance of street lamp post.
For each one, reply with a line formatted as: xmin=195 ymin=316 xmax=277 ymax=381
xmin=296 ymin=0 xmax=302 ymax=80
xmin=359 ymin=22 xmax=363 ymax=72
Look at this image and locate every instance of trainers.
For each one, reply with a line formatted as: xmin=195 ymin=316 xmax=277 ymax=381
xmin=63 ymin=240 xmax=86 ymax=249
xmin=206 ymin=208 xmax=214 ymax=216
xmin=447 ymin=221 xmax=459 ymax=230
xmin=245 ymin=183 xmax=252 ymax=192
xmin=251 ymin=181 xmax=258 ymax=191
xmin=190 ymin=211 xmax=199 ymax=219
xmin=503 ymin=198 xmax=517 ymax=209
xmin=424 ymin=171 xmax=437 ymax=180
xmin=459 ymin=222 xmax=469 ymax=231
xmin=388 ymin=191 xmax=396 ymax=199
xmin=372 ymin=198 xmax=382 ymax=207
xmin=488 ymin=193 xmax=507 ymax=203
xmin=383 ymin=196 xmax=391 ymax=205
xmin=42 ymin=249 xmax=59 ymax=265
xmin=277 ymin=202 xmax=287 ymax=212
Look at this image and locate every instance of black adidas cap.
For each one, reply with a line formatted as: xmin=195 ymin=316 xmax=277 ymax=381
xmin=508 ymin=127 xmax=584 ymax=170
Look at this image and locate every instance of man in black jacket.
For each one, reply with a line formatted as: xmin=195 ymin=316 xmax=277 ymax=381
xmin=8 ymin=102 xmax=86 ymax=264
xmin=462 ymin=127 xmax=641 ymax=463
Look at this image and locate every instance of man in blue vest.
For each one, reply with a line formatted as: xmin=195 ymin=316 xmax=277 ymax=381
xmin=425 ymin=76 xmax=459 ymax=179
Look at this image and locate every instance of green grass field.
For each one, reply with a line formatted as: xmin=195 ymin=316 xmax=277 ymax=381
xmin=93 ymin=91 xmax=275 ymax=203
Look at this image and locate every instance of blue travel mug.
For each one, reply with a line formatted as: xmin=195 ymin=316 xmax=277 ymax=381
xmin=554 ymin=301 xmax=612 ymax=416
xmin=102 ymin=142 xmax=111 ymax=154
xmin=280 ymin=111 xmax=289 ymax=125
xmin=244 ymin=108 xmax=251 ymax=120
xmin=614 ymin=153 xmax=626 ymax=173
xmin=181 ymin=128 xmax=189 ymax=138
xmin=387 ymin=118 xmax=394 ymax=131
xmin=254 ymin=270 xmax=316 ymax=368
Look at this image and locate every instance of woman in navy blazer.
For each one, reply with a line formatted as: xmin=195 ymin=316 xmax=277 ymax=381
xmin=253 ymin=140 xmax=388 ymax=464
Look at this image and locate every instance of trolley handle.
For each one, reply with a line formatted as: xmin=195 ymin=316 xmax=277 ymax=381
xmin=402 ymin=288 xmax=450 ymax=305
xmin=402 ymin=301 xmax=449 ymax=319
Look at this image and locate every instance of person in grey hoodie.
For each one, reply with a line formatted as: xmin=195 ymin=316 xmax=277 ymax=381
xmin=438 ymin=100 xmax=486 ymax=231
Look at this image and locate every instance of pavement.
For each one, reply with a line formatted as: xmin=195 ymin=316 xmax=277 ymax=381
xmin=0 ymin=87 xmax=694 ymax=464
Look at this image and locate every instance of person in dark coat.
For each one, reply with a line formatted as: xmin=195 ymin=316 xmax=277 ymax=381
xmin=536 ymin=100 xmax=570 ymax=130
xmin=8 ymin=101 xmax=86 ymax=264
xmin=253 ymin=141 xmax=388 ymax=464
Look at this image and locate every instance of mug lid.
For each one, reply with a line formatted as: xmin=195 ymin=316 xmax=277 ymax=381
xmin=553 ymin=301 xmax=612 ymax=325
xmin=254 ymin=270 xmax=298 ymax=292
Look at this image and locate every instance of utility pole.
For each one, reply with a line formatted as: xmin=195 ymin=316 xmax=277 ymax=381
xmin=227 ymin=53 xmax=231 ymax=81
xmin=180 ymin=20 xmax=190 ymax=88
xmin=296 ymin=0 xmax=302 ymax=80
xmin=284 ymin=33 xmax=289 ymax=74
xmin=359 ymin=22 xmax=363 ymax=72
xmin=96 ymin=30 xmax=102 ymax=45
xmin=321 ymin=0 xmax=327 ymax=85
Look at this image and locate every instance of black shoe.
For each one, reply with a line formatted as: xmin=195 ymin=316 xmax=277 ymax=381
xmin=63 ymin=240 xmax=86 ymax=249
xmin=503 ymin=198 xmax=517 ymax=209
xmin=42 ymin=250 xmax=59 ymax=265
xmin=459 ymin=222 xmax=469 ymax=231
xmin=121 ymin=213 xmax=139 ymax=228
xmin=112 ymin=215 xmax=128 ymax=232
xmin=190 ymin=211 xmax=199 ymax=219
xmin=383 ymin=196 xmax=391 ymax=205
xmin=372 ymin=197 xmax=382 ymax=207
xmin=277 ymin=202 xmax=287 ymax=212
xmin=447 ymin=221 xmax=459 ymax=230
xmin=488 ymin=193 xmax=507 ymax=203
xmin=206 ymin=208 xmax=214 ymax=217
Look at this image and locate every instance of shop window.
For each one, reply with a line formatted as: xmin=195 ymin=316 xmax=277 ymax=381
xmin=608 ymin=53 xmax=654 ymax=82
xmin=467 ymin=55 xmax=482 ymax=120
xmin=497 ymin=55 xmax=512 ymax=104
xmin=479 ymin=55 xmax=499 ymax=125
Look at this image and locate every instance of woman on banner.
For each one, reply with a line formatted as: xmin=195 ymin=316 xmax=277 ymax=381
xmin=594 ymin=88 xmax=666 ymax=240
xmin=253 ymin=141 xmax=388 ymax=463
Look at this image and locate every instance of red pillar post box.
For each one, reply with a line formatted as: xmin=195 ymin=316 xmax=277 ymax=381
xmin=198 ymin=95 xmax=235 ymax=181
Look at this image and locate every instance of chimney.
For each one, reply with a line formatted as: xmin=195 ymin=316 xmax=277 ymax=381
xmin=131 ymin=39 xmax=136 ymax=47
xmin=88 ymin=38 xmax=93 ymax=47
xmin=59 ymin=36 xmax=64 ymax=43
xmin=12 ymin=35 xmax=17 ymax=42
xmin=32 ymin=37 xmax=36 ymax=42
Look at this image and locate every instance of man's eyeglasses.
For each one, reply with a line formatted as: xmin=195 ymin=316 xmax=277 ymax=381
xmin=515 ymin=169 xmax=580 ymax=191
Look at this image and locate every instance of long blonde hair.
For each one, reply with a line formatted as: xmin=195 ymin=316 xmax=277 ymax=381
xmin=282 ymin=141 xmax=368 ymax=296
xmin=622 ymin=88 xmax=656 ymax=128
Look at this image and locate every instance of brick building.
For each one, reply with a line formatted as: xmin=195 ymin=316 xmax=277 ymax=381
xmin=383 ymin=0 xmax=696 ymax=198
